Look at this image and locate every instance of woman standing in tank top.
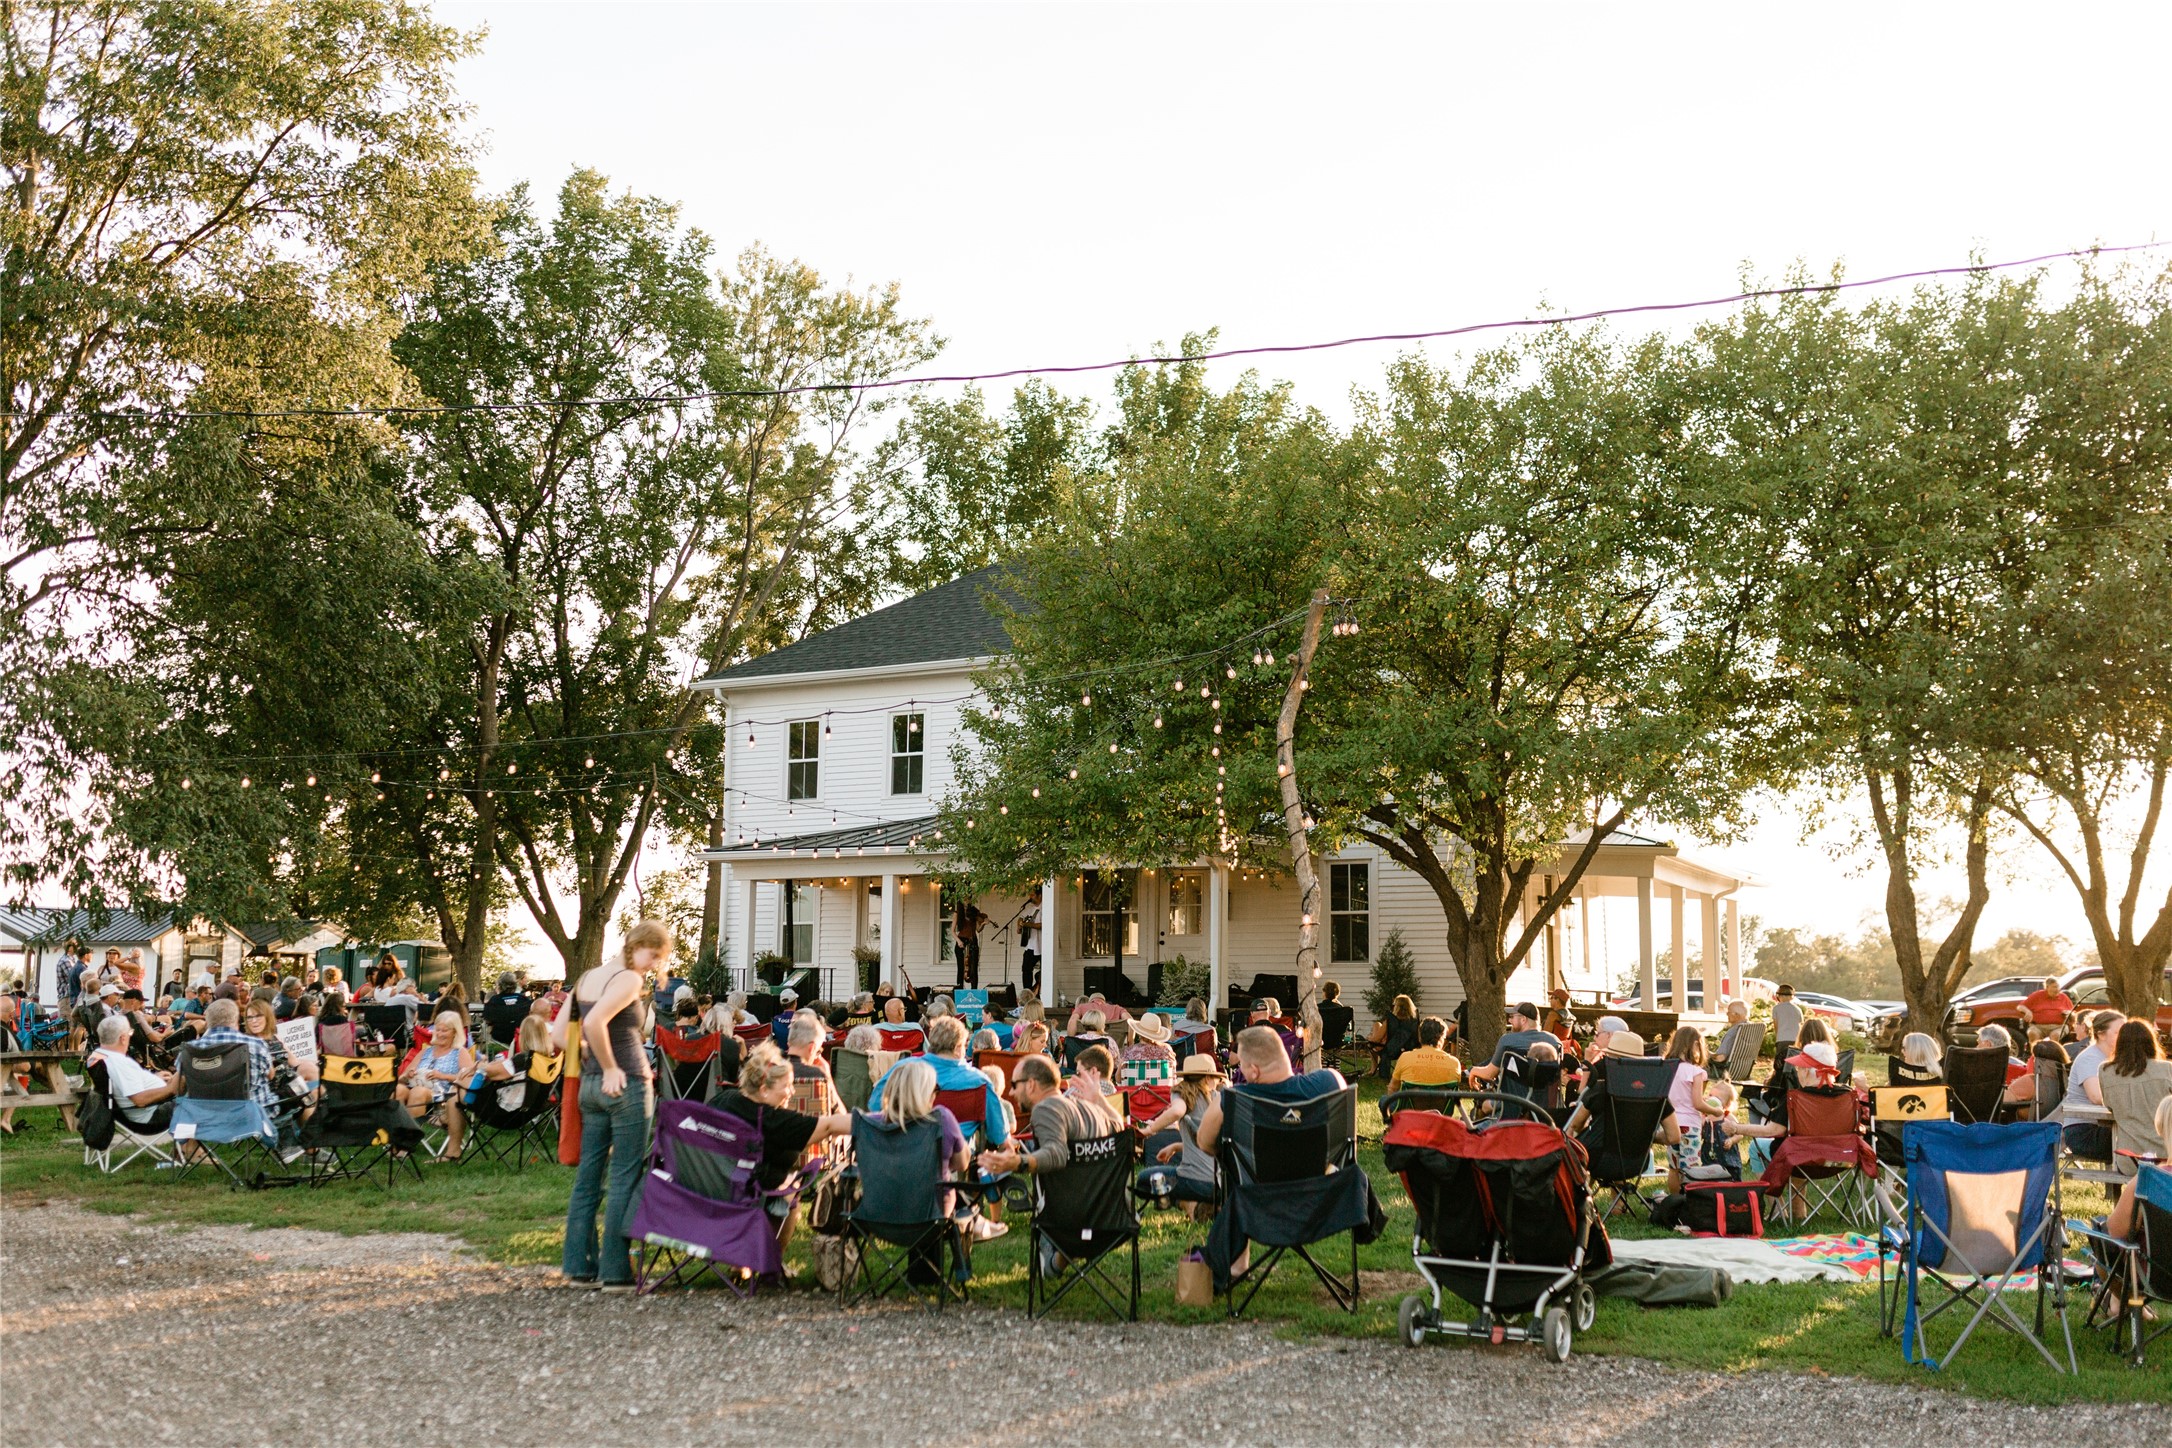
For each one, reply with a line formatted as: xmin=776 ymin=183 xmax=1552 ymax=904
xmin=553 ymin=917 xmax=668 ymax=1290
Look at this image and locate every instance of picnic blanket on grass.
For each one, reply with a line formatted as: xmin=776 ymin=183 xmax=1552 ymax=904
xmin=1610 ymin=1234 xmax=1854 ymax=1284
xmin=1768 ymin=1232 xmax=2090 ymax=1293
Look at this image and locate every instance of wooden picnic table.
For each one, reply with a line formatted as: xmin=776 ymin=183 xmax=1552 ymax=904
xmin=0 ymin=1049 xmax=81 ymax=1133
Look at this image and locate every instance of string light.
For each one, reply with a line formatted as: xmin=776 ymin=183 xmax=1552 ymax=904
xmin=370 ymin=771 xmax=380 ymax=783
xmin=1081 ymin=692 xmax=1092 ymax=706
xmin=305 ymin=774 xmax=316 ymax=786
xmin=1153 ymin=714 xmax=1163 ymax=728
xmin=180 ymin=778 xmax=191 ymax=790
xmin=240 ymin=777 xmax=251 ymax=788
xmin=584 ymin=756 xmax=594 ymax=767
xmin=1031 ymin=787 xmax=1041 ymax=797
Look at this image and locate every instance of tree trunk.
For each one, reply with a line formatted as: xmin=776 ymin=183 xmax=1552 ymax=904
xmin=1274 ymin=588 xmax=1332 ymax=1072
xmin=699 ymin=804 xmax=725 ymax=976
xmin=1865 ymin=758 xmax=1993 ymax=1040
xmin=1460 ymin=949 xmax=1509 ymax=1066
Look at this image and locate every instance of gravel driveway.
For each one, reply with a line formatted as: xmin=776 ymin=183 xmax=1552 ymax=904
xmin=0 ymin=1202 xmax=2145 ymax=1447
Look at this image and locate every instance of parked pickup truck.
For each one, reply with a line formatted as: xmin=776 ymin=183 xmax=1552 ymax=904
xmin=1944 ymin=966 xmax=2172 ymax=1048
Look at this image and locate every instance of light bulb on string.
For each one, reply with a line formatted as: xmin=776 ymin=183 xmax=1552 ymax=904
xmin=1031 ymin=787 xmax=1041 ymax=798
xmin=370 ymin=771 xmax=380 ymax=783
xmin=584 ymin=756 xmax=594 ymax=768
xmin=1213 ymin=722 xmax=1222 ymax=734
xmin=1225 ymin=666 xmax=1236 ymax=679
xmin=240 ymin=777 xmax=251 ymax=788
xmin=180 ymin=778 xmax=191 ymax=790
xmin=1153 ymin=714 xmax=1163 ymax=728
xmin=506 ymin=763 xmax=517 ymax=774
xmin=1081 ymin=692 xmax=1092 ymax=706
xmin=1265 ymin=652 xmax=1275 ymax=665
xmin=1068 ymin=769 xmax=1079 ymax=779
xmin=1174 ymin=680 xmax=1184 ymax=693
xmin=823 ymin=714 xmax=832 ymax=738
xmin=1108 ymin=743 xmax=1117 ymax=754
xmin=306 ymin=774 xmax=316 ymax=787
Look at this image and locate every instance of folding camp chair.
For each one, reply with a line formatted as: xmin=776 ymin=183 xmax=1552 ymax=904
xmin=627 ymin=1098 xmax=795 ymax=1296
xmin=876 ymin=1026 xmax=924 ymax=1055
xmin=2073 ymin=1161 xmax=2171 ymax=1368
xmin=1877 ymin=1120 xmax=2074 ymax=1373
xmin=1760 ymin=1085 xmax=1876 ymax=1229
xmin=301 ymin=1053 xmax=426 ymax=1187
xmin=1582 ymin=1055 xmax=1674 ymax=1221
xmin=355 ymin=1003 xmax=416 ymax=1054
xmin=478 ymin=996 xmax=531 ymax=1053
xmin=653 ymin=1024 xmax=723 ymax=1102
xmin=461 ymin=1052 xmax=563 ymax=1171
xmin=169 ymin=1040 xmax=282 ymax=1188
xmin=1024 ymin=1130 xmax=1141 ymax=1321
xmin=1716 ymin=1020 xmax=1764 ymax=1084
xmin=1497 ymin=1050 xmax=1563 ymax=1122
xmin=1210 ymin=1085 xmax=1373 ymax=1316
xmin=1123 ymin=1082 xmax=1173 ymax=1134
xmin=81 ymin=1060 xmax=176 ymax=1173
xmin=1941 ymin=1044 xmax=2010 ymax=1125
xmin=840 ymin=1110 xmax=969 ymax=1312
xmin=934 ymin=1086 xmax=994 ymax=1151
xmin=831 ymin=1047 xmax=876 ymax=1112
xmin=973 ymin=1048 xmax=1034 ymax=1102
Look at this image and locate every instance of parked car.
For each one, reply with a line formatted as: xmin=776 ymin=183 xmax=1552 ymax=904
xmin=1791 ymin=990 xmax=1881 ymax=1036
xmin=1943 ymin=966 xmax=2172 ymax=1047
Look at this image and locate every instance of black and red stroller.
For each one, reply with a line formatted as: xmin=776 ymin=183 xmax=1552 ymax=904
xmin=1381 ymin=1090 xmax=1612 ymax=1362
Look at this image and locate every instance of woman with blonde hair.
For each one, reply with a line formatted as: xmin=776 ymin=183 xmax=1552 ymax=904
xmin=869 ymin=1056 xmax=970 ymax=1177
xmin=554 ymin=917 xmax=668 ymax=1290
xmin=398 ymin=1011 xmax=475 ymax=1157
xmin=712 ymin=1043 xmax=850 ymax=1248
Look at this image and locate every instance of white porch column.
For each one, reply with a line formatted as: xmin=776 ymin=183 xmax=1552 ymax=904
xmin=1701 ymin=892 xmax=1722 ymax=1005
xmin=879 ymin=873 xmax=900 ymax=991
xmin=1668 ymin=884 xmax=1686 ymax=1009
xmin=1207 ymin=862 xmax=1229 ymax=1014
xmin=1579 ymin=892 xmax=1592 ymax=980
xmin=1637 ymin=877 xmax=1656 ymax=1009
xmin=1041 ymin=875 xmax=1060 ymax=1009
xmin=1725 ymin=896 xmax=1742 ymax=1000
xmin=740 ymin=875 xmax=759 ymax=991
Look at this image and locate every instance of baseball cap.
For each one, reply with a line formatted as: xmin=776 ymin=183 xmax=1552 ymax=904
xmin=98 ymin=982 xmax=121 ymax=997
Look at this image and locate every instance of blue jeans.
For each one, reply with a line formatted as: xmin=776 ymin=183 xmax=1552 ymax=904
xmin=2063 ymin=1120 xmax=2112 ymax=1162
xmin=563 ymin=1071 xmax=652 ymax=1284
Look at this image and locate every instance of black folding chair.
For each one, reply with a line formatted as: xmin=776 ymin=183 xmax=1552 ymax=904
xmin=1024 ymin=1130 xmax=1141 ymax=1321
xmin=461 ymin=1052 xmax=564 ymax=1172
xmin=1582 ymin=1055 xmax=1674 ymax=1220
xmin=2074 ymin=1162 xmax=2171 ymax=1369
xmin=1942 ymin=1044 xmax=2009 ymax=1125
xmin=840 ymin=1111 xmax=967 ymax=1312
xmin=1213 ymin=1085 xmax=1371 ymax=1316
xmin=301 ymin=1053 xmax=426 ymax=1187
xmin=355 ymin=1004 xmax=416 ymax=1054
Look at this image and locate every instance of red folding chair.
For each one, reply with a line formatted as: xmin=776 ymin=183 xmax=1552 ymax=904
xmin=934 ymin=1085 xmax=993 ymax=1149
xmin=879 ymin=1026 xmax=925 ymax=1054
xmin=1760 ymin=1085 xmax=1878 ymax=1228
xmin=653 ymin=1024 xmax=723 ymax=1101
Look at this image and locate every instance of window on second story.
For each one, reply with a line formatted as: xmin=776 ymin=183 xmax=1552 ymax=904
xmin=787 ymin=719 xmax=820 ymax=800
xmin=891 ymin=712 xmax=925 ymax=795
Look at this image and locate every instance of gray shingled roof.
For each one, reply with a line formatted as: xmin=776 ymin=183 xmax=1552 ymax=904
xmin=701 ymin=814 xmax=945 ymax=860
xmin=703 ymin=564 xmax=1020 ymax=686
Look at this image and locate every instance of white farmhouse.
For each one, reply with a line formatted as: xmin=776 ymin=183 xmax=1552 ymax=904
xmin=698 ymin=566 xmax=1751 ymax=1031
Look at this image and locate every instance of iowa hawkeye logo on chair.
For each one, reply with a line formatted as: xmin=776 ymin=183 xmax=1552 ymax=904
xmin=1872 ymin=1086 xmax=1949 ymax=1121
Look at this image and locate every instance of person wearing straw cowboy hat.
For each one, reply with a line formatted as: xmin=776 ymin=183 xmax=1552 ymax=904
xmin=1137 ymin=1053 xmax=1225 ymax=1212
xmin=1118 ymin=1008 xmax=1178 ymax=1087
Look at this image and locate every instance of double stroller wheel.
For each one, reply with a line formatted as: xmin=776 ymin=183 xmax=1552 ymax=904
xmin=1573 ymin=1282 xmax=1597 ymax=1332
xmin=1397 ymin=1293 xmax=1429 ymax=1348
xmin=1542 ymin=1305 xmax=1573 ymax=1362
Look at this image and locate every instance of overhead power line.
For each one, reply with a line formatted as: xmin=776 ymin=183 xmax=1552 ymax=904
xmin=20 ymin=241 xmax=2166 ymax=426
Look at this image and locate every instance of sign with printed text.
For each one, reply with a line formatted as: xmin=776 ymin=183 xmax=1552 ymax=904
xmin=276 ymin=1017 xmax=318 ymax=1065
xmin=954 ymin=989 xmax=988 ymax=1028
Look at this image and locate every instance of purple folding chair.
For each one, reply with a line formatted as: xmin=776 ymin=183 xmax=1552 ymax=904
xmin=627 ymin=1098 xmax=796 ymax=1296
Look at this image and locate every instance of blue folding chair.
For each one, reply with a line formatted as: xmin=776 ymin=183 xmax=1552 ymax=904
xmin=1878 ymin=1120 xmax=2075 ymax=1373
xmin=2073 ymin=1161 xmax=2172 ymax=1369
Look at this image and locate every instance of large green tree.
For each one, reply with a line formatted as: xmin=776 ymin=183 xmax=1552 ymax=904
xmin=1968 ymin=265 xmax=2172 ymax=1022
xmin=944 ymin=332 xmax=1771 ymax=1059
xmin=1 ymin=0 xmax=485 ymax=905
xmin=385 ymin=171 xmax=935 ymax=984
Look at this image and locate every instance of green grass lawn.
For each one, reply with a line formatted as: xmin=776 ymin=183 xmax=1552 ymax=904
xmin=3 ymin=1076 xmax=2159 ymax=1406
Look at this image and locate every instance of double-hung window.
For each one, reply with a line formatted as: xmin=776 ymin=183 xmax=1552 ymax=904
xmin=786 ymin=720 xmax=820 ymax=800
xmin=891 ymin=712 xmax=925 ymax=795
xmin=1329 ymin=861 xmax=1370 ymax=963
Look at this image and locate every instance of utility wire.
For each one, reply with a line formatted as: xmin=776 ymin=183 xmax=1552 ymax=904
xmin=21 ymin=242 xmax=2164 ymax=425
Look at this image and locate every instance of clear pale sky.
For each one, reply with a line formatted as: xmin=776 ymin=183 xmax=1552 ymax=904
xmin=435 ymin=1 xmax=2172 ymax=974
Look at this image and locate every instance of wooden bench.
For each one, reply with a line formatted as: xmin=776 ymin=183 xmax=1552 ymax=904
xmin=0 ymin=1049 xmax=81 ymax=1132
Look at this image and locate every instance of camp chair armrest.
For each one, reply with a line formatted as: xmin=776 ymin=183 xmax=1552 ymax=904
xmin=2067 ymin=1222 xmax=2133 ymax=1252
